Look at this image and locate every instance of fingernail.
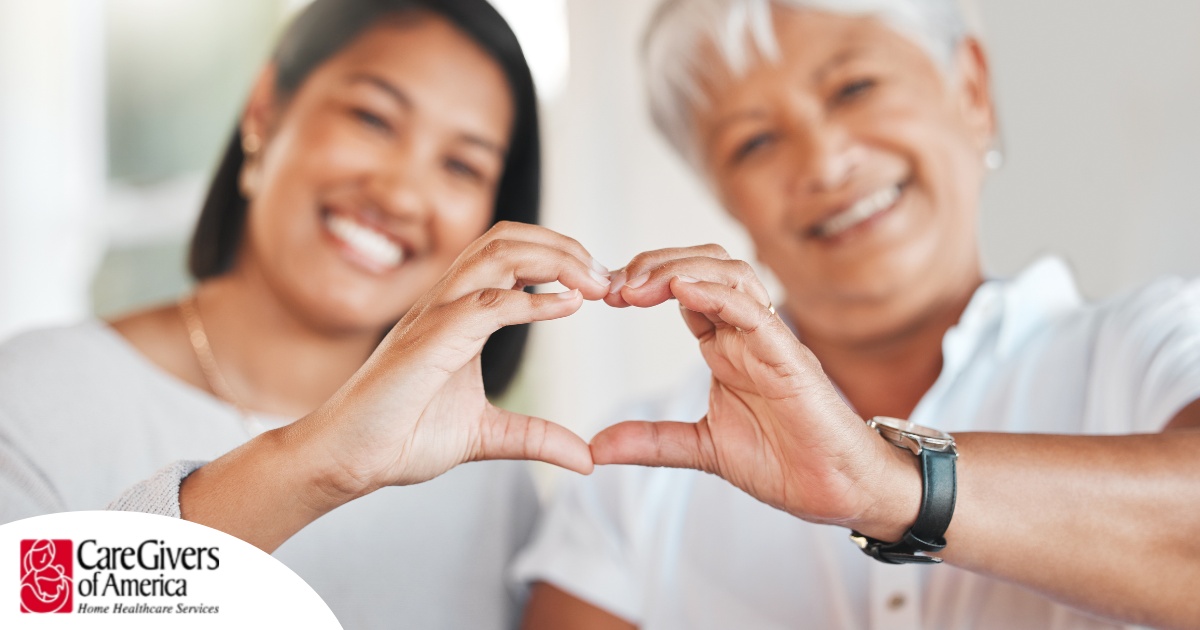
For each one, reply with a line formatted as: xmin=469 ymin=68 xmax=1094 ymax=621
xmin=556 ymin=289 xmax=580 ymax=299
xmin=675 ymin=275 xmax=699 ymax=284
xmin=608 ymin=271 xmax=626 ymax=294
xmin=589 ymin=258 xmax=610 ymax=277
xmin=589 ymin=268 xmax=610 ymax=287
xmin=625 ymin=273 xmax=650 ymax=289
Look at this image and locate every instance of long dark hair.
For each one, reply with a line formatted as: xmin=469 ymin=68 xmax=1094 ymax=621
xmin=189 ymin=0 xmax=539 ymax=396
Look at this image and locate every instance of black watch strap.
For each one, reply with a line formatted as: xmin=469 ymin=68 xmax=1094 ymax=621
xmin=850 ymin=447 xmax=957 ymax=564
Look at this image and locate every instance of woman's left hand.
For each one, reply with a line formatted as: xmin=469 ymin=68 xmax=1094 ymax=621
xmin=305 ymin=221 xmax=612 ymax=496
xmin=592 ymin=246 xmax=920 ymax=539
xmin=178 ymin=222 xmax=613 ymax=551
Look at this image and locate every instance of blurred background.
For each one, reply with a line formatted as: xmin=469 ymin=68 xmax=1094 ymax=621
xmin=1 ymin=0 xmax=1197 ymax=486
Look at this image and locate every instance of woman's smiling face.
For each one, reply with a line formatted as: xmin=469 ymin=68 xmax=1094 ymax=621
xmin=694 ymin=8 xmax=994 ymax=344
xmin=237 ymin=14 xmax=513 ymax=334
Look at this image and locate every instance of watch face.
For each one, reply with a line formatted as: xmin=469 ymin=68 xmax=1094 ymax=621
xmin=869 ymin=416 xmax=953 ymax=442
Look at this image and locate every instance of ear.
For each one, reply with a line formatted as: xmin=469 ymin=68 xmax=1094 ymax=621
xmin=951 ymin=37 xmax=997 ymax=155
xmin=238 ymin=64 xmax=281 ymax=199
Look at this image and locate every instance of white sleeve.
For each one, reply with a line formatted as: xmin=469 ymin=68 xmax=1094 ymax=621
xmin=510 ymin=464 xmax=653 ymax=624
xmin=0 ymin=417 xmax=64 ymax=523
xmin=1095 ymin=277 xmax=1200 ymax=432
xmin=513 ymin=366 xmax=710 ymax=623
xmin=106 ymin=460 xmax=207 ymax=517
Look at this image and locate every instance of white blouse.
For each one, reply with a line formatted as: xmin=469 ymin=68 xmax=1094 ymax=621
xmin=513 ymin=258 xmax=1200 ymax=630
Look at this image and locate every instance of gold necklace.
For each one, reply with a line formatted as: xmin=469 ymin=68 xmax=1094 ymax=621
xmin=178 ymin=293 xmax=258 ymax=432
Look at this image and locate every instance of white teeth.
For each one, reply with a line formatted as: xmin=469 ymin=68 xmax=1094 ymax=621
xmin=815 ymin=185 xmax=901 ymax=238
xmin=325 ymin=214 xmax=404 ymax=269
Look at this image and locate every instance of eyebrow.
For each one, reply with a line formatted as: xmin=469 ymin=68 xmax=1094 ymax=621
xmin=346 ymin=73 xmax=506 ymax=157
xmin=706 ymin=109 xmax=770 ymax=149
xmin=348 ymin=73 xmax=413 ymax=110
xmin=814 ymin=46 xmax=868 ymax=84
xmin=705 ymin=46 xmax=871 ymax=147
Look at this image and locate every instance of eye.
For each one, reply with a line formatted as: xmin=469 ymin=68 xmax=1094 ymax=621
xmin=352 ymin=108 xmax=392 ymax=134
xmin=731 ymin=132 xmax=777 ymax=165
xmin=445 ymin=158 xmax=484 ymax=183
xmin=832 ymin=78 xmax=877 ymax=105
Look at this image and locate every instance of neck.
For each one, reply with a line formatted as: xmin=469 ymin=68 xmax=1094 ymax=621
xmin=792 ymin=279 xmax=981 ymax=421
xmin=192 ymin=266 xmax=382 ymax=418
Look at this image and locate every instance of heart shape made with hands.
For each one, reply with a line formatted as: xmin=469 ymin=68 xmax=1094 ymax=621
xmin=520 ymin=245 xmax=887 ymax=531
xmin=332 ymin=225 xmax=871 ymax=532
xmin=512 ymin=243 xmax=802 ymax=474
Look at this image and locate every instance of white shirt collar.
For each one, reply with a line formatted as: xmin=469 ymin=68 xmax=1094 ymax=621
xmin=779 ymin=256 xmax=1083 ymax=415
xmin=946 ymin=256 xmax=1082 ymax=371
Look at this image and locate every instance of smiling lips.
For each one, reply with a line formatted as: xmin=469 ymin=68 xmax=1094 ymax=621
xmin=810 ymin=183 xmax=903 ymax=239
xmin=324 ymin=212 xmax=407 ymax=271
xmin=324 ymin=183 xmax=904 ymax=268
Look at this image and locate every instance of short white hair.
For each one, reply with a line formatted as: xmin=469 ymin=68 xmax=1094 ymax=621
xmin=643 ymin=0 xmax=971 ymax=167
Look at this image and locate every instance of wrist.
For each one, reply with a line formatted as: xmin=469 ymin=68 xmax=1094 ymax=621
xmin=849 ymin=435 xmax=923 ymax=542
xmin=175 ymin=420 xmax=363 ymax=553
xmin=274 ymin=411 xmax=375 ymax=514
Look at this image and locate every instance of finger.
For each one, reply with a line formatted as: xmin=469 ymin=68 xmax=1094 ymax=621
xmin=603 ymin=268 xmax=632 ymax=308
xmin=618 ymin=257 xmax=771 ymax=309
xmin=589 ymin=420 xmax=715 ymax=472
xmin=445 ymin=240 xmax=612 ymax=303
xmin=671 ymin=277 xmax=776 ymax=331
xmin=378 ymin=289 xmax=584 ymax=382
xmin=609 ymin=243 xmax=729 ymax=297
xmin=448 ymin=287 xmax=584 ymax=343
xmin=678 ymin=300 xmax=716 ymax=340
xmin=477 ymin=407 xmax=594 ymax=475
xmin=465 ymin=221 xmax=610 ymax=278
xmin=620 ymin=244 xmax=731 ymax=281
xmin=671 ymin=278 xmax=804 ymax=366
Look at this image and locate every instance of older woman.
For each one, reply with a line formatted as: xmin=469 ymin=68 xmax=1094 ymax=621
xmin=516 ymin=1 xmax=1200 ymax=628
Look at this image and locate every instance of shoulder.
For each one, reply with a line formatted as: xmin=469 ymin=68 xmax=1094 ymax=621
xmin=0 ymin=319 xmax=171 ymax=428
xmin=0 ymin=322 xmax=153 ymax=479
xmin=1091 ymin=276 xmax=1200 ymax=337
xmin=1054 ymin=275 xmax=1200 ymax=431
xmin=0 ymin=321 xmax=122 ymax=377
xmin=1041 ymin=275 xmax=1200 ymax=366
xmin=1088 ymin=276 xmax=1200 ymax=387
xmin=999 ymin=263 xmax=1200 ymax=358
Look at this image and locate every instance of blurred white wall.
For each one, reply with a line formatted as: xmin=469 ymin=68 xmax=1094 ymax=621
xmin=0 ymin=1 xmax=106 ymax=341
xmin=976 ymin=0 xmax=1200 ymax=297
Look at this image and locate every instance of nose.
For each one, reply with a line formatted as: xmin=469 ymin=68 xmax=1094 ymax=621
xmin=787 ymin=120 xmax=862 ymax=195
xmin=367 ymin=145 xmax=432 ymax=225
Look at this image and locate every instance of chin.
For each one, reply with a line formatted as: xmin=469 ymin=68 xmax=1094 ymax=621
xmin=289 ymin=286 xmax=413 ymax=337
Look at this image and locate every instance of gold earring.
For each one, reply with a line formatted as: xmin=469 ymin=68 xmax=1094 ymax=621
xmin=242 ymin=133 xmax=262 ymax=155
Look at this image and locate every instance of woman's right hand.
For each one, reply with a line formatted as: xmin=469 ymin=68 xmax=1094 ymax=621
xmin=179 ymin=222 xmax=610 ymax=551
xmin=303 ymin=221 xmax=611 ymax=499
xmin=592 ymin=245 xmax=920 ymax=541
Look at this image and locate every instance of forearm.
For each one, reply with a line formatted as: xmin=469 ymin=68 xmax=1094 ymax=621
xmin=179 ymin=412 xmax=361 ymax=553
xmin=934 ymin=428 xmax=1200 ymax=628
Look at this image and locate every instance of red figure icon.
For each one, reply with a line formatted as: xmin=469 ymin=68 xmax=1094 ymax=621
xmin=20 ymin=539 xmax=73 ymax=613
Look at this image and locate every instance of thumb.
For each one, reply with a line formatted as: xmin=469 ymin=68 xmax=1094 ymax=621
xmin=589 ymin=419 xmax=715 ymax=472
xmin=475 ymin=406 xmax=594 ymax=475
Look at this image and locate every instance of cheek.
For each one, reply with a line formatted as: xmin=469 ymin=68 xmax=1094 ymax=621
xmin=262 ymin=110 xmax=384 ymax=191
xmin=719 ymin=166 xmax=787 ymax=230
xmin=917 ymin=126 xmax=984 ymax=229
xmin=431 ymin=196 xmax=493 ymax=257
xmin=886 ymin=95 xmax=984 ymax=201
